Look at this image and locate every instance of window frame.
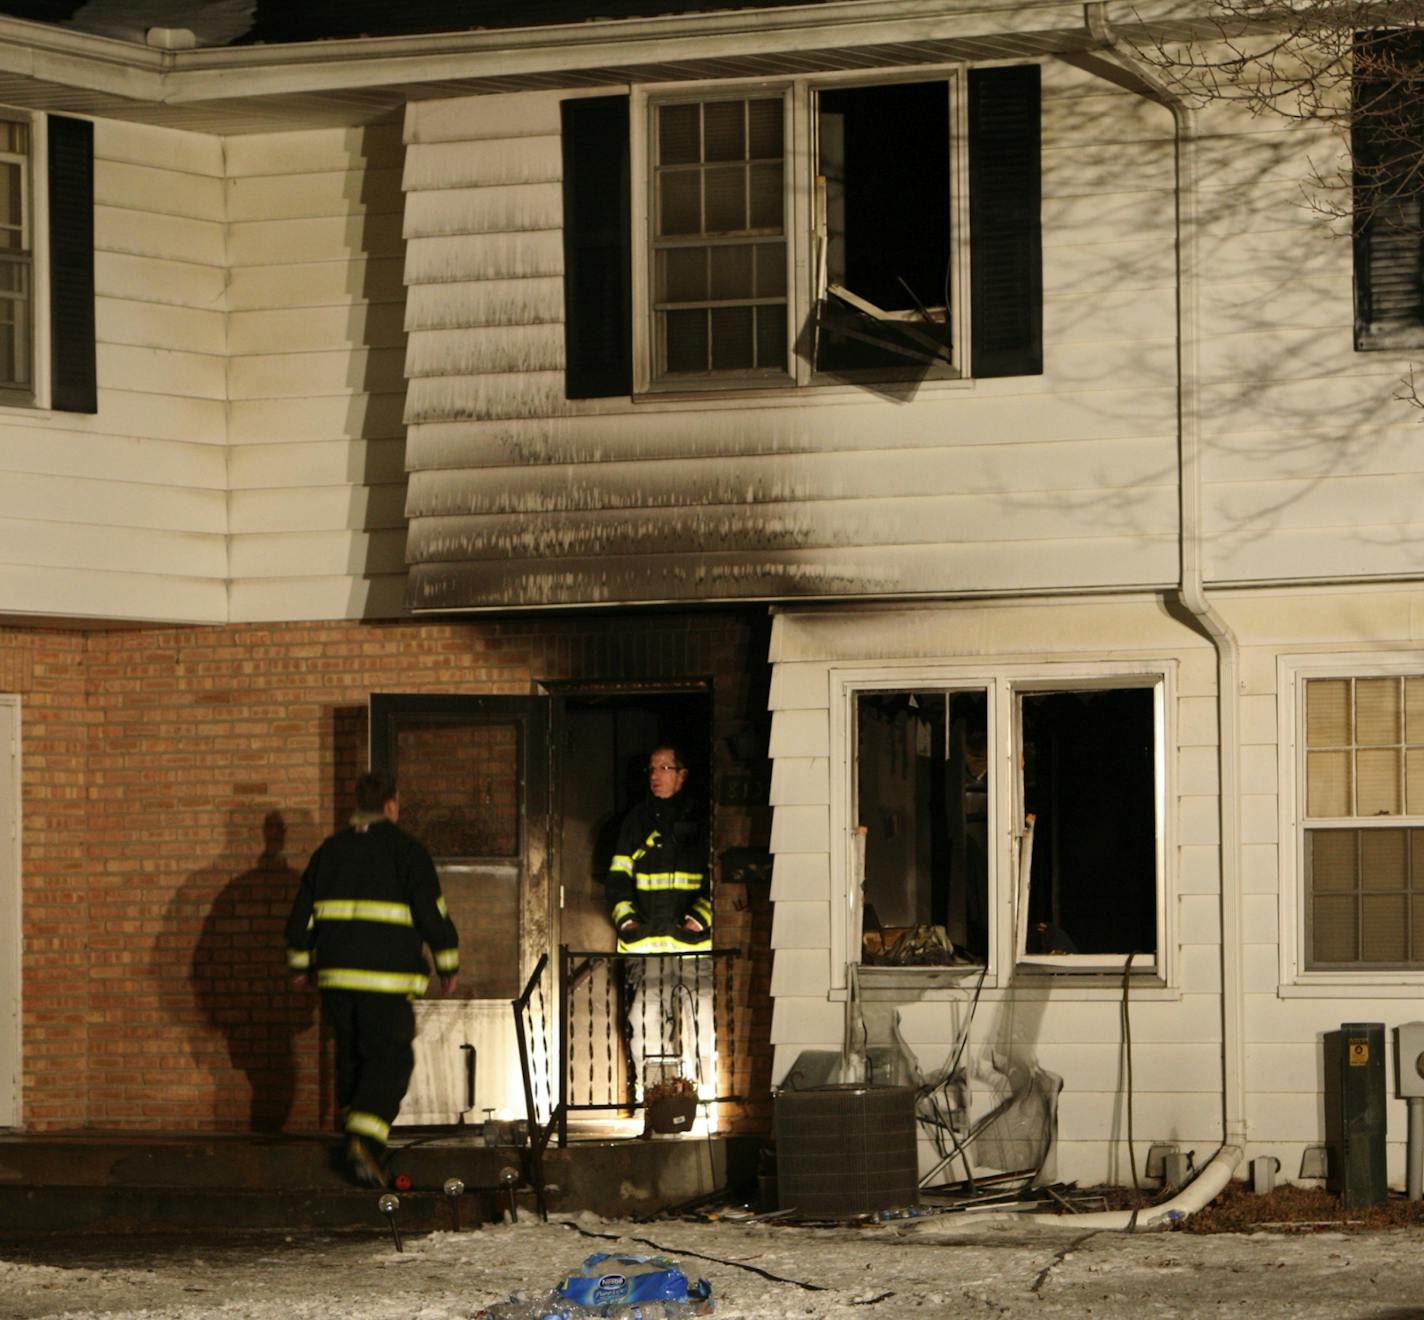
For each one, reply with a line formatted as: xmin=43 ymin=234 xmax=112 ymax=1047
xmin=629 ymin=66 xmax=970 ymax=395
xmin=829 ymin=661 xmax=1176 ymax=994
xmin=0 ymin=108 xmax=50 ymax=410
xmin=1279 ymin=651 xmax=1424 ymax=989
xmin=1352 ymin=29 xmax=1424 ymax=352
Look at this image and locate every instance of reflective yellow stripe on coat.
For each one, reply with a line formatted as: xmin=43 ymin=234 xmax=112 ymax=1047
xmin=313 ymin=899 xmax=414 ymax=926
xmin=316 ymin=967 xmax=429 ymax=996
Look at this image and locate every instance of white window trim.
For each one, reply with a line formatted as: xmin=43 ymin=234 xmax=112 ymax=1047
xmin=30 ymin=110 xmax=51 ymax=412
xmin=0 ymin=109 xmax=52 ymax=412
xmin=828 ymin=660 xmax=1176 ymax=995
xmin=629 ymin=65 xmax=969 ymax=396
xmin=1277 ymin=649 xmax=1424 ymax=992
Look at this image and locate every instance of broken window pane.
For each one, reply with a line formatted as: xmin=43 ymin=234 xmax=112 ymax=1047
xmin=815 ymin=81 xmax=952 ymax=376
xmin=855 ymin=689 xmax=988 ymax=965
xmin=1020 ymin=688 xmax=1158 ymax=958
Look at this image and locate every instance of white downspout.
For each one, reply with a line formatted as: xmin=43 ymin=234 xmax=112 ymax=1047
xmin=908 ymin=15 xmax=1248 ymax=1236
xmin=1076 ymin=2 xmax=1247 ymax=1169
xmin=907 ymin=1140 xmax=1242 ymax=1234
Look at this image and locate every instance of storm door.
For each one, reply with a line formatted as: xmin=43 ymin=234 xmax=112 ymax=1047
xmin=369 ymin=694 xmax=549 ymax=1126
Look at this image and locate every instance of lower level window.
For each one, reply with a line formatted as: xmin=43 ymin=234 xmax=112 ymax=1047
xmin=1303 ymin=674 xmax=1424 ymax=969
xmin=857 ymin=689 xmax=989 ymax=963
xmin=853 ymin=675 xmax=1163 ymax=970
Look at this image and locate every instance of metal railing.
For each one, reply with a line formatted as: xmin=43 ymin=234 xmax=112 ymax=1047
xmin=512 ymin=952 xmax=554 ymax=1217
xmin=514 ymin=945 xmax=739 ymax=1152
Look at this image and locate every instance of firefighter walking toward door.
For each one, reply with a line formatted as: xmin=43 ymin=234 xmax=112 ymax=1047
xmin=285 ymin=770 xmax=459 ymax=1187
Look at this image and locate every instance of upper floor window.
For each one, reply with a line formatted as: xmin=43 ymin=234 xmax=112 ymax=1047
xmin=560 ymin=65 xmax=1041 ymax=399
xmin=0 ymin=109 xmax=96 ymax=413
xmin=652 ymin=95 xmax=788 ymax=379
xmin=0 ymin=117 xmax=32 ymax=396
xmin=1353 ymin=30 xmax=1424 ymax=350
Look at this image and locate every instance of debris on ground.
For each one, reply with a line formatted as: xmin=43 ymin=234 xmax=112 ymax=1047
xmin=476 ymin=1251 xmax=713 ymax=1319
xmin=665 ymin=1174 xmax=1424 ymax=1236
xmin=1180 ymin=1180 xmax=1424 ymax=1234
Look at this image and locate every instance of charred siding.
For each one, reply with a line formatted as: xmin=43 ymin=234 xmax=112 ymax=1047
xmin=401 ymin=70 xmax=1183 ymax=610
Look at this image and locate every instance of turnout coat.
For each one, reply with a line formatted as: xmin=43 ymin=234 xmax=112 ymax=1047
xmin=606 ymin=793 xmax=712 ymax=954
xmin=285 ymin=816 xmax=460 ymax=994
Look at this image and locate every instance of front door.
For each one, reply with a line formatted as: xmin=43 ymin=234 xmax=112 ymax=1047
xmin=370 ymin=694 xmax=549 ymax=1125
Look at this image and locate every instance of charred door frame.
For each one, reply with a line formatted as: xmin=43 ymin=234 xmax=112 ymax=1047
xmin=369 ymin=693 xmax=552 ymax=995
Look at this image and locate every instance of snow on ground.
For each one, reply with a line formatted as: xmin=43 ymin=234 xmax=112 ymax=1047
xmin=5 ymin=1212 xmax=1424 ymax=1319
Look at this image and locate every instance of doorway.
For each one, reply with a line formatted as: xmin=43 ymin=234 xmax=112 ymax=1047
xmin=368 ymin=687 xmax=713 ymax=1129
xmin=553 ymin=687 xmax=712 ymax=954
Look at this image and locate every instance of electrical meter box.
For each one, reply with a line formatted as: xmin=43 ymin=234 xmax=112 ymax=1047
xmin=1323 ymin=1023 xmax=1387 ymax=1207
xmin=1394 ymin=1022 xmax=1424 ymax=1098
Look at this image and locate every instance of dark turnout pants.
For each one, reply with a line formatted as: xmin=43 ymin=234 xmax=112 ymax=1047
xmin=321 ymin=989 xmax=416 ymax=1149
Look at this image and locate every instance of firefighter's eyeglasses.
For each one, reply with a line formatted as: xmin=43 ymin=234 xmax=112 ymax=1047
xmin=648 ymin=761 xmax=683 ymax=773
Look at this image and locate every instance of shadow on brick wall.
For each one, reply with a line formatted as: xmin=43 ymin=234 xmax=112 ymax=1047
xmin=160 ymin=805 xmax=320 ymax=1131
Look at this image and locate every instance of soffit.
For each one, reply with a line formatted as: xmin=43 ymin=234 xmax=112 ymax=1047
xmin=0 ymin=1 xmax=1228 ymax=134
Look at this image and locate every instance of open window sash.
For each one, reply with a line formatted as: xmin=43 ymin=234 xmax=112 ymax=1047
xmin=1011 ymin=681 xmax=1166 ymax=975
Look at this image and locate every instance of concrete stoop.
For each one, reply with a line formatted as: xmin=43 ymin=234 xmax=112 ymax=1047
xmin=0 ymin=1132 xmax=749 ymax=1235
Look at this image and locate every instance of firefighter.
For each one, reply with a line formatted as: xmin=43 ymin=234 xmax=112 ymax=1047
xmin=606 ymin=744 xmax=711 ymax=954
xmin=285 ymin=770 xmax=459 ymax=1187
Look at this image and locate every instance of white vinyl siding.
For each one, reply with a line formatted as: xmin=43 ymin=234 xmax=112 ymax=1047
xmin=403 ymin=66 xmax=1182 ymax=610
xmin=225 ymin=123 xmax=411 ymax=623
xmin=0 ymin=118 xmax=228 ymax=623
xmin=767 ymin=599 xmax=1205 ymax=1186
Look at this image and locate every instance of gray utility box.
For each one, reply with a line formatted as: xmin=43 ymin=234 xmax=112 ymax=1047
xmin=1323 ymin=1022 xmax=1387 ymax=1208
xmin=1394 ymin=1021 xmax=1424 ymax=1097
xmin=774 ymin=1084 xmax=918 ymax=1218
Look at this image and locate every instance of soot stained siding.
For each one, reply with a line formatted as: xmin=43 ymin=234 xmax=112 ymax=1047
xmin=402 ymin=58 xmax=1179 ymax=613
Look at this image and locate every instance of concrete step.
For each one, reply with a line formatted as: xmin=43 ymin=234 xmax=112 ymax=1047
xmin=0 ymin=1132 xmax=757 ymax=1234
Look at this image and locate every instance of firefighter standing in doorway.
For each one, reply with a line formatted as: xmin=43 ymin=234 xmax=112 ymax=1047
xmin=606 ymin=744 xmax=711 ymax=954
xmin=285 ymin=770 xmax=459 ymax=1187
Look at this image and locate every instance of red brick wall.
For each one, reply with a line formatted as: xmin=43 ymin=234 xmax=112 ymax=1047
xmin=2 ymin=612 xmax=773 ymax=1133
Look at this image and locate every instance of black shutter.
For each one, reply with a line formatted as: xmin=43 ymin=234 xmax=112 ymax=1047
xmin=1352 ymin=31 xmax=1424 ymax=350
xmin=48 ymin=113 xmax=96 ymax=413
xmin=968 ymin=65 xmax=1042 ymax=378
xmin=561 ymin=95 xmax=632 ymax=399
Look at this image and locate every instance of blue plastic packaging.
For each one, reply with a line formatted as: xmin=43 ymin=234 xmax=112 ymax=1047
xmin=557 ymin=1253 xmax=712 ymax=1311
xmin=476 ymin=1253 xmax=713 ymax=1319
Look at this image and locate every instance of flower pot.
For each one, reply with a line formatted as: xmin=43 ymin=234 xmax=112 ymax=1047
xmin=645 ymin=1095 xmax=698 ymax=1135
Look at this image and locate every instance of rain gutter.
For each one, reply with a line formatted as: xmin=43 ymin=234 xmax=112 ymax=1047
xmin=0 ymin=1 xmax=1100 ymax=104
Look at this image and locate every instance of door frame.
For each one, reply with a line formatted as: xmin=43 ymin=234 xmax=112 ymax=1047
xmin=0 ymin=695 xmax=19 ymax=1129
